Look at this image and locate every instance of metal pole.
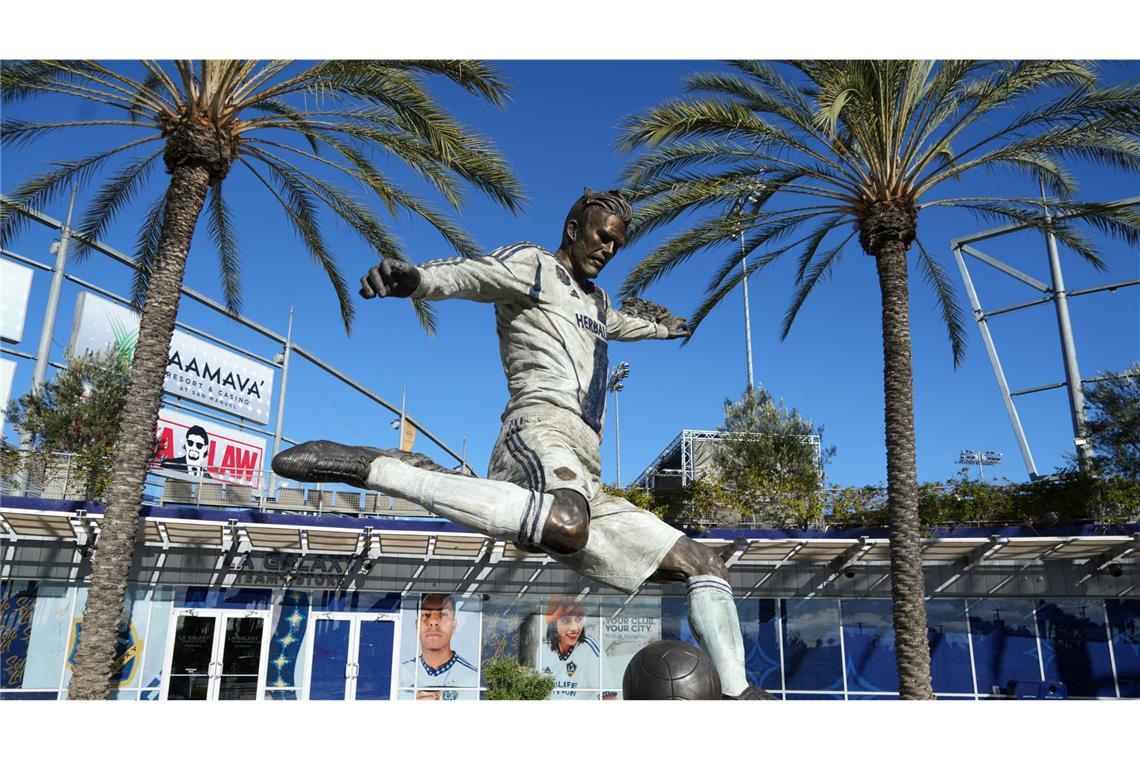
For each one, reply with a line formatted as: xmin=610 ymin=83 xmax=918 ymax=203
xmin=1041 ymin=186 xmax=1094 ymax=470
xmin=398 ymin=384 xmax=407 ymax=449
xmin=953 ymin=246 xmax=1040 ymax=479
xmin=17 ymin=187 xmax=77 ymax=491
xmin=268 ymin=306 xmax=294 ymax=495
xmin=30 ymin=186 xmax=77 ymax=393
xmin=741 ymin=233 xmax=755 ymax=391
xmin=615 ymin=389 xmax=622 ymax=488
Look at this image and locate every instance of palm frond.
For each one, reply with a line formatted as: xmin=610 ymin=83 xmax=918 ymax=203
xmin=130 ymin=196 xmax=166 ymax=309
xmin=915 ymin=237 xmax=967 ymax=367
xmin=779 ymin=229 xmax=858 ymax=340
xmin=206 ymin=183 xmax=242 ymax=314
xmin=0 ymin=136 xmax=161 ymax=243
xmin=73 ymin=149 xmax=163 ymax=261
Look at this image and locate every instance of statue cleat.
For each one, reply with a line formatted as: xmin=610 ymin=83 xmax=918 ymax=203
xmin=723 ymin=684 xmax=777 ymax=701
xmin=272 ymin=440 xmax=386 ymax=488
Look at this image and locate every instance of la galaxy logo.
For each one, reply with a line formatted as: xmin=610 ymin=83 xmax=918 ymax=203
xmin=566 ymin=661 xmax=578 ymax=676
xmin=556 ymin=267 xmax=572 ymax=287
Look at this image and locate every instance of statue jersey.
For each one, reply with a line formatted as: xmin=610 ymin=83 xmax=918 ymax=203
xmin=541 ymin=634 xmax=602 ymax=700
xmin=400 ymin=652 xmax=479 ymax=696
xmin=412 ymin=243 xmax=666 ymax=434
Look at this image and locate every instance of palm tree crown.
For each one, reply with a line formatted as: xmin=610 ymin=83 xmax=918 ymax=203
xmin=1 ymin=59 xmax=525 ymax=332
xmin=618 ymin=60 xmax=1140 ymax=361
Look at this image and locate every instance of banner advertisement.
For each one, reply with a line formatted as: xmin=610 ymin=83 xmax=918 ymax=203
xmin=68 ymin=292 xmax=274 ymax=423
xmin=0 ymin=357 xmax=16 ymax=439
xmin=152 ymin=407 xmax=267 ymax=489
xmin=601 ymin=598 xmax=661 ymax=698
xmin=398 ymin=593 xmax=481 ymax=701
xmin=527 ymin=596 xmax=606 ymax=700
xmin=0 ymin=259 xmax=33 ymax=344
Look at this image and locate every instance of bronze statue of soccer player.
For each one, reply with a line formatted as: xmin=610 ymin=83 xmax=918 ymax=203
xmin=274 ymin=189 xmax=772 ymax=699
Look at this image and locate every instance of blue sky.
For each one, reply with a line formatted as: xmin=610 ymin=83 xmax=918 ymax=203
xmin=2 ymin=59 xmax=1137 ymax=488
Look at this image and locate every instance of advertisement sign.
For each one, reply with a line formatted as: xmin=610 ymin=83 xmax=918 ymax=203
xmin=0 ymin=259 xmax=34 ymax=344
xmin=68 ymin=292 xmax=274 ymax=423
xmin=398 ymin=593 xmax=481 ymax=701
xmin=528 ymin=596 xmax=606 ymax=700
xmin=0 ymin=357 xmax=15 ymax=439
xmin=152 ymin=407 xmax=267 ymax=489
xmin=602 ymin=598 xmax=661 ymax=698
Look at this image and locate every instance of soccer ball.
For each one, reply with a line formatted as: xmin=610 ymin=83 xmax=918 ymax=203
xmin=622 ymin=640 xmax=722 ymax=700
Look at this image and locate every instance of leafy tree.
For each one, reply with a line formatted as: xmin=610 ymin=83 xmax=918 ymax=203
xmin=3 ymin=348 xmax=132 ymax=499
xmin=482 ymin=657 xmax=556 ymax=700
xmin=1082 ymin=362 xmax=1140 ymax=479
xmin=618 ymin=60 xmax=1140 ymax=698
xmin=1 ymin=59 xmax=524 ymax=699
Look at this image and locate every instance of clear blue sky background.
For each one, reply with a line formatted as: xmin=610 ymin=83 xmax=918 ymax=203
xmin=2 ymin=60 xmax=1137 ymax=488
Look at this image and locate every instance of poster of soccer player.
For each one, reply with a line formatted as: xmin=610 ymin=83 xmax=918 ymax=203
xmin=397 ymin=593 xmax=481 ymax=701
xmin=527 ymin=596 xmax=606 ymax=700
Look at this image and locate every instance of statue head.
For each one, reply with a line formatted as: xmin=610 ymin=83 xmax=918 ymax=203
xmin=558 ymin=188 xmax=633 ymax=284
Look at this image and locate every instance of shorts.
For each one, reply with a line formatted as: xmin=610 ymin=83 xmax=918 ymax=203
xmin=488 ymin=406 xmax=684 ymax=594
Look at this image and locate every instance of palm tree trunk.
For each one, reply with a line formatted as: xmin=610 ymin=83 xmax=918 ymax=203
xmin=875 ymin=241 xmax=934 ymax=700
xmin=67 ymin=164 xmax=211 ymax=700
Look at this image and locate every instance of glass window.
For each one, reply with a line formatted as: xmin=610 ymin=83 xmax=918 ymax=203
xmin=841 ymin=599 xmax=896 ymax=692
xmin=1036 ymin=599 xmax=1115 ymax=698
xmin=741 ymin=599 xmax=783 ymax=693
xmin=782 ymin=599 xmax=843 ymax=691
xmin=1106 ymin=599 xmax=1140 ymax=698
xmin=968 ymin=598 xmax=1041 ymax=696
xmin=926 ymin=599 xmax=974 ymax=694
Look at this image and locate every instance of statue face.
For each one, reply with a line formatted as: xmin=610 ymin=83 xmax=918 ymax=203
xmin=566 ymin=207 xmax=626 ymax=283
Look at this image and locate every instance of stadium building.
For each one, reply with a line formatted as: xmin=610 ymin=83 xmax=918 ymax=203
xmin=1 ymin=205 xmax=1138 ymax=702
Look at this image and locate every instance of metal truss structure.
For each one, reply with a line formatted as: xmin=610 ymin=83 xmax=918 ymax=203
xmin=629 ymin=429 xmax=822 ymax=491
xmin=951 ymin=196 xmax=1140 ymax=479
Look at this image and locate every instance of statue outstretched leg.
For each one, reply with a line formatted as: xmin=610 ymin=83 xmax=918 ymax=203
xmin=273 ymin=440 xmax=556 ymax=550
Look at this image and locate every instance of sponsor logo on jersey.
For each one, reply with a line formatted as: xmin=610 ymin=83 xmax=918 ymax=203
xmin=575 ymin=312 xmax=607 ymax=339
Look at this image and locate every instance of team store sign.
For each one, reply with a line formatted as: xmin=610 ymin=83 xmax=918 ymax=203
xmin=152 ymin=408 xmax=267 ymax=489
xmin=68 ymin=292 xmax=275 ymax=424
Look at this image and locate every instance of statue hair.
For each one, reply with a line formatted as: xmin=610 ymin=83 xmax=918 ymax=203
xmin=560 ymin=187 xmax=633 ymax=248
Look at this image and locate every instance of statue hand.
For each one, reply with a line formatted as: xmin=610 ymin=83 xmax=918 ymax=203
xmin=662 ymin=316 xmax=691 ymax=339
xmin=360 ymin=259 xmax=421 ymax=299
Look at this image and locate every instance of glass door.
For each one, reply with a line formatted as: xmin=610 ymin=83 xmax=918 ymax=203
xmin=164 ymin=610 xmax=270 ymax=700
xmin=216 ymin=613 xmax=268 ymax=700
xmin=304 ymin=613 xmax=399 ymax=700
xmin=354 ymin=619 xmax=396 ymax=701
xmin=309 ymin=616 xmax=353 ymax=700
xmin=166 ymin=613 xmax=216 ymax=700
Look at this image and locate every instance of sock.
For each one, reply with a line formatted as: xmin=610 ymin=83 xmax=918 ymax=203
xmin=366 ymin=456 xmax=553 ymax=547
xmin=687 ymin=575 xmax=749 ymax=696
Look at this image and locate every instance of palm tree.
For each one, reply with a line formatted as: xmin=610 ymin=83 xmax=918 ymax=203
xmin=616 ymin=60 xmax=1140 ymax=698
xmin=0 ymin=60 xmax=524 ymax=699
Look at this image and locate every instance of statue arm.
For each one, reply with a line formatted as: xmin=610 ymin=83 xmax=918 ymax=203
xmin=605 ymin=307 xmax=670 ymax=341
xmin=412 ymin=249 xmax=538 ymax=303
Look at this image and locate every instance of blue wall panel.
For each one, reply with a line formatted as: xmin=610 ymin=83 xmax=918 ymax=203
xmin=841 ymin=599 xmax=897 ymax=692
xmin=927 ymin=599 xmax=975 ymax=694
xmin=1106 ymin=599 xmax=1140 ymax=698
xmin=968 ymin=599 xmax=1042 ymax=695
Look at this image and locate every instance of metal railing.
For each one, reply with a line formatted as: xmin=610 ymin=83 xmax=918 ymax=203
xmin=1 ymin=452 xmax=446 ymax=520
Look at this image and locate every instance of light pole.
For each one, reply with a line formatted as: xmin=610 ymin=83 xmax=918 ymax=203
xmin=956 ymin=449 xmax=1003 ymax=481
xmin=607 ymin=362 xmax=630 ymax=487
xmin=728 ymin=176 xmax=765 ymax=391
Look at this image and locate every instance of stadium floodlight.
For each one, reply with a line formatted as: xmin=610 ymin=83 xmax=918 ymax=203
xmin=957 ymin=449 xmax=1003 ymax=481
xmin=608 ymin=362 xmax=631 ymax=486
